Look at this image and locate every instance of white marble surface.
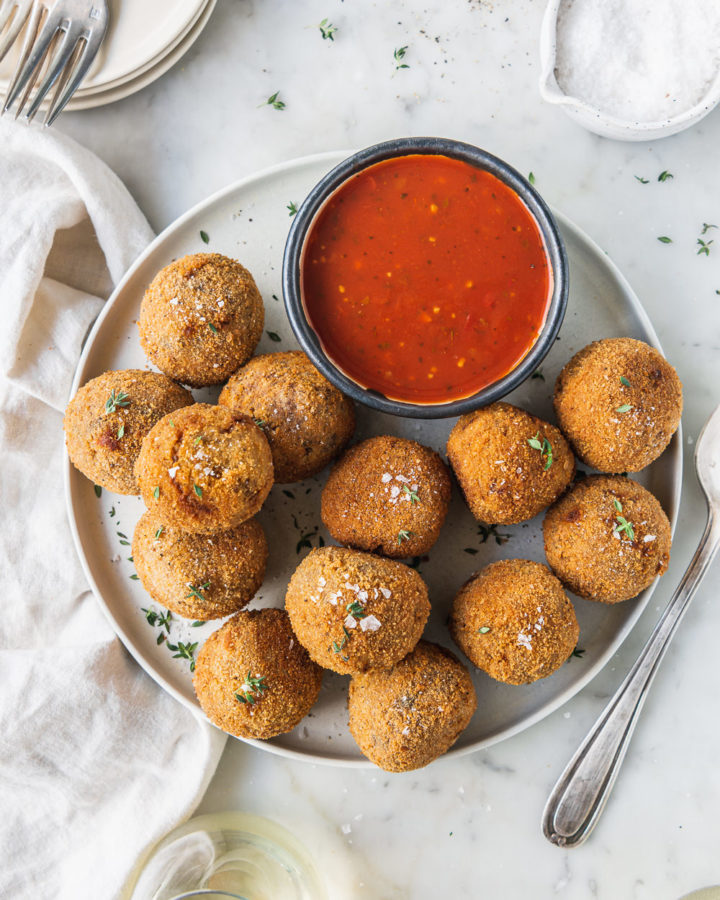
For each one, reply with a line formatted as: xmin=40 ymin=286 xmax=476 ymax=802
xmin=58 ymin=1 xmax=720 ymax=897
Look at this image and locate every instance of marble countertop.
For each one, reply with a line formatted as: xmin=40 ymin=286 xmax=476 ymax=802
xmin=59 ymin=1 xmax=720 ymax=897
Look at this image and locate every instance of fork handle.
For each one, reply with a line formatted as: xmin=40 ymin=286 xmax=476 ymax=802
xmin=542 ymin=507 xmax=720 ymax=848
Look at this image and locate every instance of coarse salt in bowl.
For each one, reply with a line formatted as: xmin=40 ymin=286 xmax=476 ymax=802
xmin=539 ymin=0 xmax=720 ymax=141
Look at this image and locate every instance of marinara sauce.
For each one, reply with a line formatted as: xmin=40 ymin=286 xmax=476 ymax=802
xmin=301 ymin=154 xmax=552 ymax=405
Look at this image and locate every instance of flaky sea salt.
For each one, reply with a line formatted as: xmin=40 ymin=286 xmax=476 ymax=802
xmin=555 ymin=0 xmax=720 ymax=122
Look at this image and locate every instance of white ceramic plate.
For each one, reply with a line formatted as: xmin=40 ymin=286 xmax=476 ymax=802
xmin=65 ymin=151 xmax=682 ymax=767
xmin=0 ymin=0 xmax=206 ymax=90
xmin=60 ymin=0 xmax=216 ymax=112
xmin=0 ymin=0 xmax=214 ymax=111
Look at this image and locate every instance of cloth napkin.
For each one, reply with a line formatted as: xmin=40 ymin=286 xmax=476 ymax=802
xmin=0 ymin=120 xmax=226 ymax=900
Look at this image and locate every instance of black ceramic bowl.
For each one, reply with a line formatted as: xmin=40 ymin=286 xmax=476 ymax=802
xmin=282 ymin=137 xmax=568 ymax=419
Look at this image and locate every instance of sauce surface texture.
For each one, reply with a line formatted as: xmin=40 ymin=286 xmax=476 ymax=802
xmin=301 ymin=154 xmax=553 ymax=404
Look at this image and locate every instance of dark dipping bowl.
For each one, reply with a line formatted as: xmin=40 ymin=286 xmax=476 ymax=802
xmin=282 ymin=137 xmax=568 ymax=419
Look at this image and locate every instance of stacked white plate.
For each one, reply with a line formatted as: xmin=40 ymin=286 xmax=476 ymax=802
xmin=0 ymin=0 xmax=217 ymax=111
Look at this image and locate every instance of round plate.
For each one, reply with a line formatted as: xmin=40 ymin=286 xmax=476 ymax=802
xmin=65 ymin=151 xmax=682 ymax=767
xmin=0 ymin=0 xmax=215 ymax=112
xmin=61 ymin=0 xmax=216 ymax=112
xmin=0 ymin=0 xmax=206 ymax=92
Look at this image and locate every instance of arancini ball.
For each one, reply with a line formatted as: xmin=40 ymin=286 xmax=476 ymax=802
xmin=218 ymin=351 xmax=355 ymax=483
xmin=138 ymin=253 xmax=264 ymax=387
xmin=554 ymin=337 xmax=682 ymax=473
xmin=64 ymin=369 xmax=192 ymax=494
xmin=284 ymin=546 xmax=430 ymax=675
xmin=135 ymin=403 xmax=273 ymax=533
xmin=132 ymin=510 xmax=267 ymax=620
xmin=193 ymin=608 xmax=323 ymax=740
xmin=450 ymin=559 xmax=579 ymax=685
xmin=446 ymin=401 xmax=575 ymax=525
xmin=321 ymin=435 xmax=451 ymax=558
xmin=348 ymin=641 xmax=477 ymax=772
xmin=543 ymin=474 xmax=671 ymax=604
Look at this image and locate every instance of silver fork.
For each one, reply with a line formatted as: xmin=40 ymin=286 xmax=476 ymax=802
xmin=542 ymin=403 xmax=720 ymax=847
xmin=2 ymin=0 xmax=108 ymax=126
xmin=0 ymin=0 xmax=33 ymax=64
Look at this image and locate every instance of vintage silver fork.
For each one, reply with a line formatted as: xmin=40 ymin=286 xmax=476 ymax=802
xmin=1 ymin=0 xmax=108 ymax=126
xmin=542 ymin=403 xmax=720 ymax=847
xmin=0 ymin=0 xmax=33 ymax=64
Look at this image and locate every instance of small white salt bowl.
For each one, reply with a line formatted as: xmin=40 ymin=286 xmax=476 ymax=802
xmin=539 ymin=0 xmax=720 ymax=141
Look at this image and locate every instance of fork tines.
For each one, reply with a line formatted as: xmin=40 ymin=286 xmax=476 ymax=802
xmin=1 ymin=0 xmax=108 ymax=126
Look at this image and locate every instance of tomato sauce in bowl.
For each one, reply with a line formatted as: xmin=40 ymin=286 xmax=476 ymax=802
xmin=300 ymin=154 xmax=553 ymax=405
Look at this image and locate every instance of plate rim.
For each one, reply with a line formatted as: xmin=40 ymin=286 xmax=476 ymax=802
xmin=64 ymin=150 xmax=683 ymax=768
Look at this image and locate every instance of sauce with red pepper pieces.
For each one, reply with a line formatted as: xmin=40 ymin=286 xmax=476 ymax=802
xmin=301 ymin=154 xmax=552 ymax=404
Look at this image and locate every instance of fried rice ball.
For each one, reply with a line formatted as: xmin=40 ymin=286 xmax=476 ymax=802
xmin=64 ymin=369 xmax=192 ymax=494
xmin=321 ymin=436 xmax=452 ymax=559
xmin=543 ymin=474 xmax=671 ymax=604
xmin=193 ymin=608 xmax=323 ymax=740
xmin=138 ymin=253 xmax=264 ymax=387
xmin=450 ymin=559 xmax=579 ymax=685
xmin=135 ymin=403 xmax=273 ymax=533
xmin=446 ymin=402 xmax=575 ymax=525
xmin=348 ymin=641 xmax=477 ymax=772
xmin=132 ymin=510 xmax=267 ymax=620
xmin=284 ymin=546 xmax=430 ymax=675
xmin=218 ymin=351 xmax=355 ymax=483
xmin=554 ymin=337 xmax=683 ymax=473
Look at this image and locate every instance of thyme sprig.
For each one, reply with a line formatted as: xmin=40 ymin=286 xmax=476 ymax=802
xmin=167 ymin=640 xmax=198 ymax=671
xmin=235 ymin=671 xmax=268 ymax=704
xmin=185 ymin=581 xmax=210 ymax=603
xmin=527 ymin=431 xmax=553 ymax=470
xmin=317 ymin=18 xmax=337 ymax=40
xmin=393 ymin=46 xmax=409 ymax=69
xmin=612 ymin=498 xmax=635 ymax=541
xmin=105 ymin=389 xmax=129 ymax=414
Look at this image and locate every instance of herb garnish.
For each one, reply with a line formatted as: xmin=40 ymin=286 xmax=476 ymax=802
xmin=528 ymin=172 xmax=536 ymax=185
xmin=167 ymin=640 xmax=198 ymax=671
xmin=634 ymin=175 xmax=649 ymax=184
xmin=116 ymin=423 xmax=125 ymax=439
xmin=186 ymin=581 xmax=210 ymax=603
xmin=331 ymin=628 xmax=351 ymax=662
xmin=287 ymin=201 xmax=298 ymax=216
xmin=657 ymin=236 xmax=672 ymax=244
xmin=193 ymin=483 xmax=202 ymax=498
xmin=658 ymin=170 xmax=673 ymax=182
xmin=154 ymin=526 xmax=164 ymax=540
xmin=397 ymin=529 xmax=413 ymax=544
xmin=260 ymin=91 xmax=285 ymax=110
xmin=142 ymin=607 xmax=172 ymax=632
xmin=702 ymin=223 xmax=717 ymax=235
xmin=105 ymin=389 xmax=130 ymax=414
xmin=615 ymin=404 xmax=633 ymax=413
xmin=402 ymin=485 xmax=420 ymax=504
xmin=464 ymin=547 xmax=478 ymax=555
xmin=619 ymin=376 xmax=631 ymax=388
xmin=393 ymin=46 xmax=409 ymax=69
xmin=571 ymin=646 xmax=585 ymax=659
xmin=235 ymin=671 xmax=267 ymax=704
xmin=346 ymin=599 xmax=367 ymax=619
xmin=612 ymin=498 xmax=635 ymax=541
xmin=531 ymin=368 xmax=545 ymax=381
xmin=697 ymin=238 xmax=713 ymax=257
xmin=478 ymin=626 xmax=491 ymax=634
xmin=317 ymin=18 xmax=337 ymax=40
xmin=478 ymin=523 xmax=510 ymax=545
xmin=200 ymin=230 xmax=210 ymax=244
xmin=527 ymin=431 xmax=553 ymax=470
xmin=208 ymin=323 xmax=218 ymax=334
xmin=94 ymin=484 xmax=102 ymax=498
xmin=267 ymin=331 xmax=281 ymax=342
xmin=152 ymin=486 xmax=160 ymax=500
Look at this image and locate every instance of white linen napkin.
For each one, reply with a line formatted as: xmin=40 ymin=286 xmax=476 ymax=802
xmin=0 ymin=120 xmax=227 ymax=900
